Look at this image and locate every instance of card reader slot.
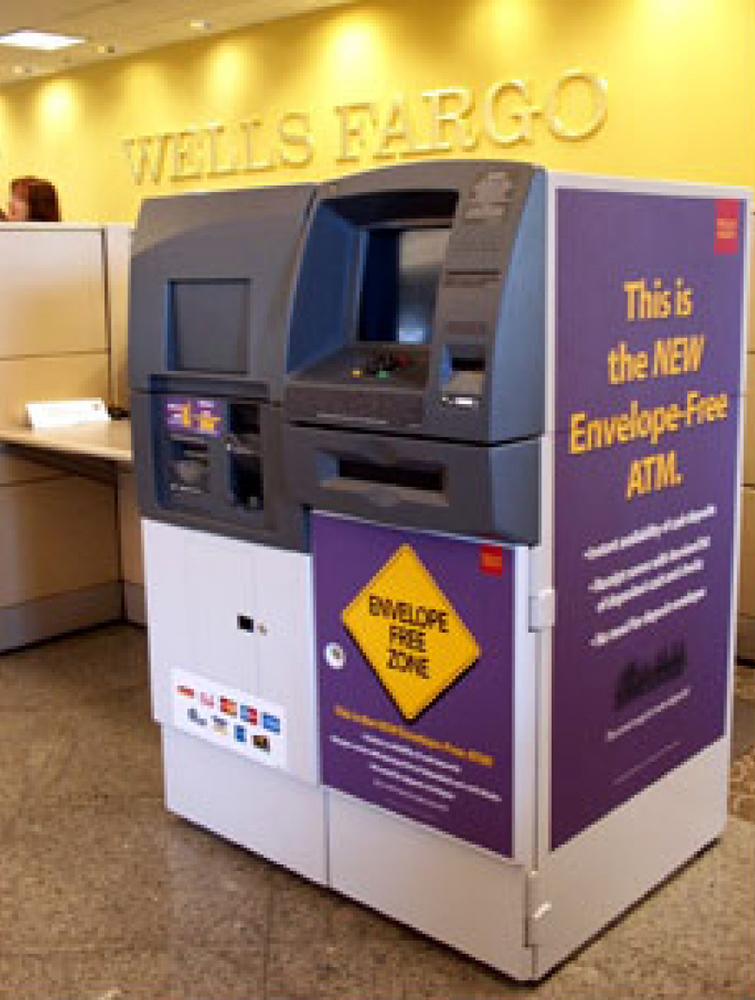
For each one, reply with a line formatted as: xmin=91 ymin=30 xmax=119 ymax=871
xmin=442 ymin=346 xmax=487 ymax=399
xmin=230 ymin=401 xmax=261 ymax=436
xmin=449 ymin=356 xmax=485 ymax=372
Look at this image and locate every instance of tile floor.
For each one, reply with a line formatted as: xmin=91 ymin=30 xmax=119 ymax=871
xmin=0 ymin=624 xmax=752 ymax=999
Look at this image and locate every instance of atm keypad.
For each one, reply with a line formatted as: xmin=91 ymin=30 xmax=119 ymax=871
xmin=353 ymin=352 xmax=414 ymax=380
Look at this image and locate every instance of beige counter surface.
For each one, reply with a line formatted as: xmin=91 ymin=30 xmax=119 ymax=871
xmin=0 ymin=419 xmax=132 ymax=464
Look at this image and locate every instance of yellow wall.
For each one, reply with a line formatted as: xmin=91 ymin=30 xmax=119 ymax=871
xmin=0 ymin=0 xmax=753 ymax=222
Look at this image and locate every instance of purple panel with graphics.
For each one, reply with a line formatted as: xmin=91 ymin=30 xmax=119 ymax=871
xmin=551 ymin=188 xmax=746 ymax=849
xmin=313 ymin=514 xmax=516 ymax=858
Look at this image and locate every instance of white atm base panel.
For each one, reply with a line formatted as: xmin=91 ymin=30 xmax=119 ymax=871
xmin=162 ymin=725 xmax=328 ymax=885
xmin=328 ymin=789 xmax=534 ymax=980
xmin=533 ymin=737 xmax=728 ymax=977
xmin=328 ymin=738 xmax=729 ymax=981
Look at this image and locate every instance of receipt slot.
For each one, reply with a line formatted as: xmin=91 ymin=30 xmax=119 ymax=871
xmin=130 ymin=185 xmax=328 ymax=882
xmin=282 ymin=165 xmax=751 ymax=977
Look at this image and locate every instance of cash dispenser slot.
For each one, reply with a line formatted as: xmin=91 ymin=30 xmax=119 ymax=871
xmin=230 ymin=455 xmax=263 ymax=510
xmin=228 ymin=401 xmax=264 ymax=511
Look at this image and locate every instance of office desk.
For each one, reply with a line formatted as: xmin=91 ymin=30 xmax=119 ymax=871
xmin=0 ymin=419 xmax=132 ymax=486
xmin=0 ymin=419 xmax=140 ymax=650
xmin=0 ymin=419 xmax=133 ymax=465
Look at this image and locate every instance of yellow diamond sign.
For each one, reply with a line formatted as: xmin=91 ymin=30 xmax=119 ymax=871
xmin=341 ymin=544 xmax=481 ymax=722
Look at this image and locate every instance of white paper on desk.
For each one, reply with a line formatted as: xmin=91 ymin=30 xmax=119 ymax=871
xmin=25 ymin=399 xmax=110 ymax=429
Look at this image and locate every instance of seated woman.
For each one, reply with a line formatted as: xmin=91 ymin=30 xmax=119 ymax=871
xmin=8 ymin=176 xmax=61 ymax=221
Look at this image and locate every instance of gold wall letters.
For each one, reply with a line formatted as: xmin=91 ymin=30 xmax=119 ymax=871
xmin=123 ymin=70 xmax=607 ymax=185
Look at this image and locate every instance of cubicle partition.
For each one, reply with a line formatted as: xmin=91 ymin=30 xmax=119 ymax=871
xmin=0 ymin=223 xmax=138 ymax=650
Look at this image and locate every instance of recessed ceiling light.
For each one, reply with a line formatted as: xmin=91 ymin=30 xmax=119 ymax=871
xmin=0 ymin=29 xmax=85 ymax=51
xmin=189 ymin=19 xmax=212 ymax=30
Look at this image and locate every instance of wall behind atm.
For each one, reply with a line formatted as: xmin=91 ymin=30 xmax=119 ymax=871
xmin=0 ymin=0 xmax=752 ymax=222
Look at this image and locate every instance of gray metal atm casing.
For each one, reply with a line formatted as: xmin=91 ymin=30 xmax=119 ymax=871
xmin=129 ymin=184 xmax=315 ymax=551
xmin=283 ymin=161 xmax=546 ymax=544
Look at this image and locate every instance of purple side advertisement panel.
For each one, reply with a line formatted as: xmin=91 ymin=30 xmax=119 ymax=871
xmin=552 ymin=189 xmax=746 ymax=849
xmin=313 ymin=515 xmax=515 ymax=858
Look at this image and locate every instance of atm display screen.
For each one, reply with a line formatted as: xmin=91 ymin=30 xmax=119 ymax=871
xmin=357 ymin=227 xmax=450 ymax=345
xmin=169 ymin=278 xmax=249 ymax=374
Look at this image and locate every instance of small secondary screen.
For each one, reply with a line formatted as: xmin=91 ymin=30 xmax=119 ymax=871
xmin=169 ymin=278 xmax=249 ymax=374
xmin=357 ymin=227 xmax=450 ymax=345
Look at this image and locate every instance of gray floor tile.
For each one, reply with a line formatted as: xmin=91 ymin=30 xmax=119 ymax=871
xmin=732 ymin=694 xmax=755 ymax=759
xmin=0 ymin=726 xmax=66 ymax=834
xmin=0 ymin=798 xmax=272 ymax=954
xmin=534 ymin=947 xmax=746 ymax=1000
xmin=0 ymin=625 xmax=149 ymax=711
xmin=583 ymin=817 xmax=755 ymax=995
xmin=0 ymin=945 xmax=268 ymax=1000
xmin=265 ymin=934 xmax=405 ymax=1000
xmin=6 ymin=692 xmax=163 ymax=818
xmin=735 ymin=662 xmax=755 ymax=702
xmin=730 ymin=747 xmax=755 ymax=821
xmin=397 ymin=936 xmax=520 ymax=999
xmin=0 ymin=953 xmax=73 ymax=1000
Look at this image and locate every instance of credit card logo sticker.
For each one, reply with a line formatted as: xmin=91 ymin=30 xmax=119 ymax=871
xmin=188 ymin=707 xmax=206 ymax=727
xmin=263 ymin=714 xmax=281 ymax=734
xmin=253 ymin=734 xmax=271 ymax=752
xmin=341 ymin=544 xmax=481 ymax=722
xmin=172 ymin=669 xmax=287 ymax=770
xmin=220 ymin=697 xmax=238 ymax=718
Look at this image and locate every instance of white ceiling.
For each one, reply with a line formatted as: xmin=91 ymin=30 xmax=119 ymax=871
xmin=0 ymin=0 xmax=350 ymax=83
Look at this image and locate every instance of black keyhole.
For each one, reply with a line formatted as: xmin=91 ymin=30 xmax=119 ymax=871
xmin=237 ymin=614 xmax=254 ymax=633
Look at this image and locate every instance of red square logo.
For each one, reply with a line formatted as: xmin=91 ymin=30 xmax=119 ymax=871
xmin=715 ymin=200 xmax=740 ymax=254
xmin=479 ymin=545 xmax=504 ymax=576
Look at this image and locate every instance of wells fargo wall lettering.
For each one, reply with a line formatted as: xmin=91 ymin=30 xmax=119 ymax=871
xmin=122 ymin=70 xmax=608 ymax=185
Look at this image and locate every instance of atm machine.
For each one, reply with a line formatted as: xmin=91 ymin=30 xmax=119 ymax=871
xmin=132 ymin=164 xmax=750 ymax=979
xmin=282 ymin=162 xmax=750 ymax=977
xmin=129 ymin=185 xmax=329 ymax=882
